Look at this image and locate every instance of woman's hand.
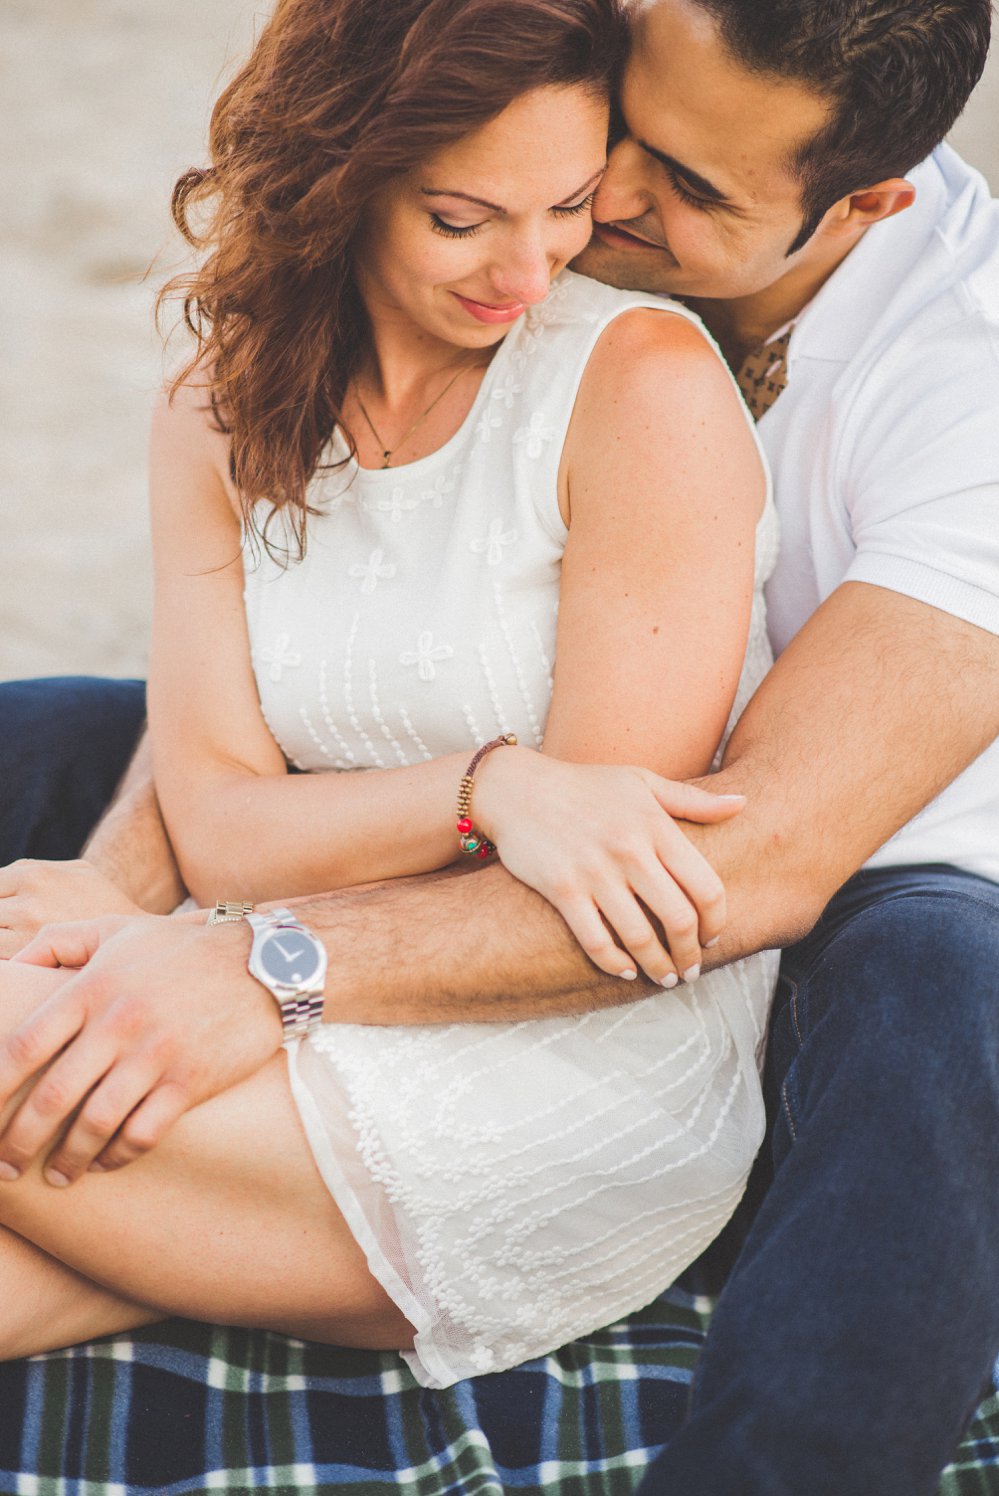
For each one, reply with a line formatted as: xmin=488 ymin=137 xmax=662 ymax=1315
xmin=0 ymin=860 xmax=143 ymax=959
xmin=473 ymin=749 xmax=744 ymax=986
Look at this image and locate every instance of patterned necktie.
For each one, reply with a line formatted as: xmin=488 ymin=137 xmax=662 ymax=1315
xmin=734 ymin=327 xmax=793 ymax=422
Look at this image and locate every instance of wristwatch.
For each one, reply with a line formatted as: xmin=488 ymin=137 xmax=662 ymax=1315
xmin=208 ymin=900 xmax=255 ymax=925
xmin=245 ymin=908 xmax=328 ymax=1043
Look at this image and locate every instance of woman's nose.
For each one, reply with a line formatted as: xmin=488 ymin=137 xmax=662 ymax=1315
xmin=489 ymin=233 xmax=553 ymax=306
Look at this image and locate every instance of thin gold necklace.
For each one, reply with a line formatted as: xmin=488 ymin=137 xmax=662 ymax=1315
xmin=354 ymin=360 xmax=484 ymax=469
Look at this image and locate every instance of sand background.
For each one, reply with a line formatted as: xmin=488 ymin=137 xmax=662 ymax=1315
xmin=2 ymin=0 xmax=997 ymax=684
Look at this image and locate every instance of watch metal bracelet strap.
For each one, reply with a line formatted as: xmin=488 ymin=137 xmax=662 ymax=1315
xmin=208 ymin=900 xmax=255 ymax=925
xmin=245 ymin=907 xmax=327 ymax=1043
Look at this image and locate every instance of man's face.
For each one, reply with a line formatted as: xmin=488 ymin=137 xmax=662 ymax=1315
xmin=575 ymin=0 xmax=833 ymax=301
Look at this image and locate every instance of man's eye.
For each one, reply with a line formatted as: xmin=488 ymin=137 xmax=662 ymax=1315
xmin=665 ymin=168 xmax=711 ymax=211
xmin=429 ymin=214 xmax=483 ymax=239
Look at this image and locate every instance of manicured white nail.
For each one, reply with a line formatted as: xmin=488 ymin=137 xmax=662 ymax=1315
xmin=704 ymin=936 xmax=721 ymax=949
xmin=0 ymin=1162 xmax=19 ymax=1183
xmin=45 ymin=1169 xmax=70 ymax=1189
xmin=660 ymin=973 xmax=679 ymax=989
xmin=683 ymin=964 xmax=701 ymax=984
xmin=620 ymin=968 xmax=638 ymax=980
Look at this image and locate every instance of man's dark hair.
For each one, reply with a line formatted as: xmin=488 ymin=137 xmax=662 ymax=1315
xmin=694 ymin=0 xmax=992 ymax=250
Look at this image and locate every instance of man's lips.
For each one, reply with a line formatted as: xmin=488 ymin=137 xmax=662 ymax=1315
xmin=451 ymin=292 xmax=527 ymax=325
xmin=593 ymin=219 xmax=668 ymax=252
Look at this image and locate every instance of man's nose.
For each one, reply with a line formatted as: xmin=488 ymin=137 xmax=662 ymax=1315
xmin=593 ymin=136 xmax=650 ymax=223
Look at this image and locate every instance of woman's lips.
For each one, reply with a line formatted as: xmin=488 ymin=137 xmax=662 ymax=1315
xmin=451 ymin=292 xmax=527 ymax=324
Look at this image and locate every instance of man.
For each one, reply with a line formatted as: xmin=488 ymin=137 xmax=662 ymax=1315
xmin=1 ymin=0 xmax=998 ymax=1489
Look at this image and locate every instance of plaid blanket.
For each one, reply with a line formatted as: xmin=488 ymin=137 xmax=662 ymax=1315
xmin=0 ymin=1286 xmax=996 ymax=1495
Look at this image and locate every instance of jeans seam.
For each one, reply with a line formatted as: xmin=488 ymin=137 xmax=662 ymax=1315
xmin=780 ymin=1077 xmax=798 ymax=1142
xmin=776 ymin=973 xmax=802 ymax=1143
xmin=790 ymin=983 xmax=804 ymax=1048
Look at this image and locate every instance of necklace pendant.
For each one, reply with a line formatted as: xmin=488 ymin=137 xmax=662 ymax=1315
xmin=381 ymin=452 xmax=392 ymax=469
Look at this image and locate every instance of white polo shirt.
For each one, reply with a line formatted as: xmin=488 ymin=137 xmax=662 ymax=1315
xmin=758 ymin=144 xmax=999 ymax=882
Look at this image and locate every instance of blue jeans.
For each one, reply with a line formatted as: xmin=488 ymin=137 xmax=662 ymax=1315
xmin=3 ymin=679 xmax=999 ymax=1491
xmin=642 ymin=862 xmax=999 ymax=1495
xmin=0 ymin=676 xmax=146 ymax=862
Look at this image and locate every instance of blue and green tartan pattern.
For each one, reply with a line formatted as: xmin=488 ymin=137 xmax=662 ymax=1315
xmin=0 ymin=1285 xmax=995 ymax=1494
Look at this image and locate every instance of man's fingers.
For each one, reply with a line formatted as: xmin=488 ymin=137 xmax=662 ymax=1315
xmin=0 ymin=926 xmax=27 ymax=960
xmin=44 ymin=1060 xmax=170 ymax=1185
xmin=91 ymin=1079 xmax=190 ymax=1174
xmin=12 ymin=917 xmax=122 ymax=970
xmin=0 ymin=1022 xmax=112 ymax=1180
xmin=0 ymin=986 xmax=87 ymax=1115
xmin=0 ymin=862 xmax=32 ymax=898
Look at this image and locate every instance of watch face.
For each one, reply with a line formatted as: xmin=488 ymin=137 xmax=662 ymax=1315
xmin=259 ymin=927 xmax=323 ymax=987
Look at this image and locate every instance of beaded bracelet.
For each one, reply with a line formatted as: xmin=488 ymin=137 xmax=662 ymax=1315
xmin=456 ymin=733 xmax=518 ymax=858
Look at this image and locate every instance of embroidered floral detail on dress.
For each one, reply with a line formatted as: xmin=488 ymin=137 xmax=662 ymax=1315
xmin=400 ymin=631 xmax=455 ymax=682
xmin=491 ymin=373 xmax=523 ymax=410
xmin=470 ymin=518 xmax=519 ymax=566
xmin=349 ymin=548 xmax=397 ymax=594
xmin=475 ymin=409 xmax=504 ymax=443
xmin=513 ymin=412 xmax=557 ymax=459
xmin=367 ymin=486 xmax=423 ymax=524
xmin=258 ymin=632 xmax=302 ymax=683
xmin=421 ymin=473 xmax=457 ymax=508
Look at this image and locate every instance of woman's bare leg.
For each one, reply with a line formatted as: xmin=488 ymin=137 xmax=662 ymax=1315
xmin=0 ymin=963 xmax=413 ymax=1358
xmin=0 ymin=1225 xmax=162 ymax=1358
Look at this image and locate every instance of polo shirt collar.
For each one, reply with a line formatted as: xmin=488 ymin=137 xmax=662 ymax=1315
xmin=786 ymin=151 xmax=947 ymax=368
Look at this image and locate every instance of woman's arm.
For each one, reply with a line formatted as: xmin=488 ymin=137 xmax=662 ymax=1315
xmin=147 ymin=381 xmax=486 ymax=905
xmin=473 ymin=306 xmax=765 ymax=981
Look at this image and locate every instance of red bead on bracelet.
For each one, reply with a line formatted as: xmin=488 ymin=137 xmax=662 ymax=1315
xmin=455 ymin=733 xmax=517 ymax=859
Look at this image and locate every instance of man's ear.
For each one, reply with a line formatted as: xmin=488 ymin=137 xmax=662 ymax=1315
xmin=822 ymin=178 xmax=917 ymax=237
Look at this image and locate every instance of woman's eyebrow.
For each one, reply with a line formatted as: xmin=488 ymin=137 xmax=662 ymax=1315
xmin=418 ymin=168 xmax=605 ymax=215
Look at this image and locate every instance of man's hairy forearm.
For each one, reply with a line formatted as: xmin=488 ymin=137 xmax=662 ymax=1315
xmin=84 ymin=732 xmax=186 ymax=912
xmin=290 ymin=862 xmax=658 ymax=1024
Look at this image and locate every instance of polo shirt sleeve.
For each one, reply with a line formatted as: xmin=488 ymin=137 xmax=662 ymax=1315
xmin=841 ymin=310 xmax=999 ymax=636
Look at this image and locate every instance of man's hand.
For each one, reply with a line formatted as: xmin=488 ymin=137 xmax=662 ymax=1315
xmin=0 ymin=914 xmax=281 ymax=1187
xmin=0 ymin=859 xmax=143 ymax=959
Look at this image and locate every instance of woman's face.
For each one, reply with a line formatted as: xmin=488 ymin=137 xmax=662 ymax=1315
xmin=356 ymin=84 xmax=609 ymax=352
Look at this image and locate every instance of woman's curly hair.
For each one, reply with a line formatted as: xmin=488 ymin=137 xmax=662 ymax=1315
xmin=160 ymin=0 xmax=625 ymax=554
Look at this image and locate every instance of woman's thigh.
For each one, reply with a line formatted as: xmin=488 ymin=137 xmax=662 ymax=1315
xmin=0 ymin=962 xmax=412 ymax=1350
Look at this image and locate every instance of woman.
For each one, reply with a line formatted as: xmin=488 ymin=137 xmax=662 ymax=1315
xmin=0 ymin=0 xmax=776 ymax=1384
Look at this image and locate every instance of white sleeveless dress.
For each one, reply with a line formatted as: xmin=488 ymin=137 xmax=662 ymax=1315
xmin=242 ymin=269 xmax=780 ymax=1388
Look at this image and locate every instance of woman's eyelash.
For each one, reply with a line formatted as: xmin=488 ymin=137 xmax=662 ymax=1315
xmin=429 ymin=214 xmax=482 ymax=239
xmin=552 ymin=191 xmax=596 ymax=218
xmin=429 ymin=191 xmax=597 ymax=239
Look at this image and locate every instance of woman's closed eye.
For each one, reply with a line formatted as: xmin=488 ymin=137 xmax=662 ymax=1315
xmin=429 ymin=191 xmax=597 ymax=239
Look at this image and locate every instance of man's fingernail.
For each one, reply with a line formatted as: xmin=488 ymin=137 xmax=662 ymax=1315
xmin=0 ymin=1162 xmax=19 ymax=1183
xmin=683 ymin=964 xmax=701 ymax=984
xmin=718 ymin=794 xmax=746 ymax=802
xmin=704 ymin=936 xmax=721 ymax=949
xmin=620 ymin=968 xmax=637 ymax=980
xmin=660 ymin=973 xmax=679 ymax=989
xmin=45 ymin=1169 xmax=70 ymax=1189
xmin=88 ymin=1161 xmax=107 ymax=1174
